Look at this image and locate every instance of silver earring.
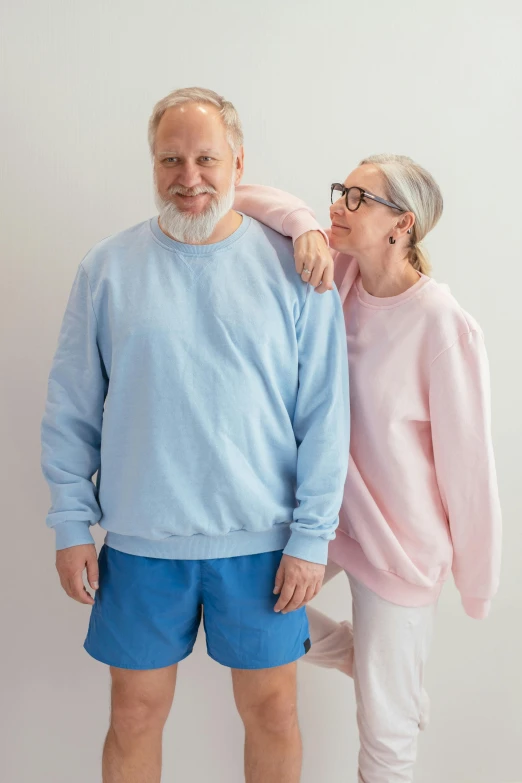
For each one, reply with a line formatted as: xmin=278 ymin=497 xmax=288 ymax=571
xmin=407 ymin=229 xmax=412 ymax=234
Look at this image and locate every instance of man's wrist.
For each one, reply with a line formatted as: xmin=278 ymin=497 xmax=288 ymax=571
xmin=54 ymin=521 xmax=95 ymax=550
xmin=283 ymin=531 xmax=328 ymax=565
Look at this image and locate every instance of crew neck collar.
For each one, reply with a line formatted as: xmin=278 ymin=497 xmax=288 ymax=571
xmin=149 ymin=213 xmax=250 ymax=255
xmin=356 ymin=272 xmax=432 ymax=309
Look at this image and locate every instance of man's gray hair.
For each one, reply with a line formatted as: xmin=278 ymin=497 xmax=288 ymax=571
xmin=148 ymin=87 xmax=244 ymax=157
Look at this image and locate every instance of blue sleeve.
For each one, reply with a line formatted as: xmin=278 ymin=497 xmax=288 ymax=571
xmin=41 ymin=264 xmax=108 ymax=550
xmin=283 ymin=285 xmax=350 ymax=564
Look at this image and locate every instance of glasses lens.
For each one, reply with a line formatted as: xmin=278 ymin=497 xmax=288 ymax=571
xmin=331 ymin=184 xmax=344 ymax=204
xmin=346 ymin=188 xmax=362 ymax=211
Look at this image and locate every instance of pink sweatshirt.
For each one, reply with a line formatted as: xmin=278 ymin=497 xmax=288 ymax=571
xmin=234 ymin=185 xmax=502 ymax=619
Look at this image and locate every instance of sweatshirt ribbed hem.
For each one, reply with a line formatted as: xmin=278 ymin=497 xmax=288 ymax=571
xmin=329 ymin=530 xmax=444 ymax=608
xmin=105 ymin=524 xmax=292 ymax=560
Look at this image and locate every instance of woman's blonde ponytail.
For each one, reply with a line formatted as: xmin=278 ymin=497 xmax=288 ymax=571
xmin=360 ymin=154 xmax=443 ymax=276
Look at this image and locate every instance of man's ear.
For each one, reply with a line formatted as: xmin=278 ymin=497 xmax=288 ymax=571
xmin=235 ymin=146 xmax=245 ymax=185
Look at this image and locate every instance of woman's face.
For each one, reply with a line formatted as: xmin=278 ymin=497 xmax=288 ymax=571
xmin=329 ymin=165 xmax=403 ymax=257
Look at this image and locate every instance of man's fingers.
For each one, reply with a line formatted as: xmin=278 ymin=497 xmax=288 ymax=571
xmin=296 ymin=584 xmax=317 ymax=610
xmin=68 ymin=574 xmax=95 ymax=605
xmin=282 ymin=584 xmax=307 ymax=614
xmin=86 ymin=553 xmax=99 ymax=591
xmin=60 ymin=577 xmax=73 ymax=598
xmin=273 ymin=563 xmax=285 ymax=595
xmin=274 ymin=581 xmax=296 ymax=613
xmin=274 ymin=555 xmax=326 ymax=612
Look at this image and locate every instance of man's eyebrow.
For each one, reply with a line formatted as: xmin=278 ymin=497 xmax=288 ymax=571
xmin=157 ymin=149 xmax=222 ymax=156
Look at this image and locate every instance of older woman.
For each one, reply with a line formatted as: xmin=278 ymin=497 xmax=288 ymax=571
xmin=234 ymin=154 xmax=502 ymax=782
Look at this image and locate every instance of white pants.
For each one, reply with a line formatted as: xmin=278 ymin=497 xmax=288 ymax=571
xmin=304 ymin=563 xmax=436 ymax=783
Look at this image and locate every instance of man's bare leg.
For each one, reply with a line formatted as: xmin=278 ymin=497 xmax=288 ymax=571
xmin=102 ymin=664 xmax=177 ymax=783
xmin=232 ymin=662 xmax=302 ymax=783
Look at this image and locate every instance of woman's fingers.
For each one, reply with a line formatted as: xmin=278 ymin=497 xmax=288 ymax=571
xmin=309 ymin=262 xmax=326 ymax=289
xmin=315 ymin=262 xmax=334 ymax=293
xmin=294 ymin=231 xmax=334 ymax=293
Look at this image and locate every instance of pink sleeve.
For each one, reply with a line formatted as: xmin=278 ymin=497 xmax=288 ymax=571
xmin=234 ymin=184 xmax=328 ymax=245
xmin=429 ymin=330 xmax=502 ymax=620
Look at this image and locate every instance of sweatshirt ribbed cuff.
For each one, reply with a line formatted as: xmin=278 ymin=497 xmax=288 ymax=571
xmin=283 ymin=530 xmax=329 ymax=565
xmin=461 ymin=596 xmax=491 ymax=620
xmin=54 ymin=521 xmax=95 ymax=550
xmin=281 ymin=208 xmax=329 ymax=246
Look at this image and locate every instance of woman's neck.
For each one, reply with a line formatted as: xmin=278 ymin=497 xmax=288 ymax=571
xmin=357 ymin=253 xmax=421 ymax=298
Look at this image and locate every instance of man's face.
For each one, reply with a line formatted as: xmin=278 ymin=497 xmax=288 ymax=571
xmin=153 ymin=103 xmax=243 ymax=243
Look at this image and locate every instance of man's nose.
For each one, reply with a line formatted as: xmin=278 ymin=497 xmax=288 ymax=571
xmin=176 ymin=161 xmax=202 ymax=189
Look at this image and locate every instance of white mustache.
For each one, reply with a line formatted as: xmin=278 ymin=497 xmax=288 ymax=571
xmin=168 ymin=185 xmax=217 ymax=197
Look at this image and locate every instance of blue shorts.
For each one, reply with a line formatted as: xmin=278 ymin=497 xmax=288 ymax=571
xmin=84 ymin=545 xmax=311 ymax=671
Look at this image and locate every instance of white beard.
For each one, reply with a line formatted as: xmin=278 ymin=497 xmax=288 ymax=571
xmin=154 ymin=171 xmax=236 ymax=244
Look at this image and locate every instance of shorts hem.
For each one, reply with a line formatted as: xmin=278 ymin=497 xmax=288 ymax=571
xmin=207 ymin=648 xmax=306 ymax=671
xmin=83 ymin=643 xmax=193 ymax=671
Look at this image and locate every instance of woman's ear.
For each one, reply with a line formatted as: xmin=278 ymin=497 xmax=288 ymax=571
xmin=396 ymin=212 xmax=415 ymax=236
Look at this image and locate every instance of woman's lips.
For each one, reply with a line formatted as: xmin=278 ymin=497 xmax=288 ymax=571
xmin=331 ymin=223 xmax=350 ymax=231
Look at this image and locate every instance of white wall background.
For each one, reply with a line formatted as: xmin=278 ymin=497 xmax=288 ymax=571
xmin=1 ymin=1 xmax=521 ymax=781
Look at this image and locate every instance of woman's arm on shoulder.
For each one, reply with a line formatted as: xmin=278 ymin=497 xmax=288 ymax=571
xmin=234 ymin=184 xmax=334 ymax=293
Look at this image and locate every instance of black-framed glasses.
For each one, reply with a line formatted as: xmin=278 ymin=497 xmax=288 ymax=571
xmin=331 ymin=183 xmax=403 ymax=212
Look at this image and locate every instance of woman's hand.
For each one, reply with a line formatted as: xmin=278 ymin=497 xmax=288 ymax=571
xmin=294 ymin=231 xmax=334 ymax=293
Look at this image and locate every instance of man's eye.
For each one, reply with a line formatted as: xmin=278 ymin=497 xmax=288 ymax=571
xmin=199 ymin=157 xmax=213 ymax=163
xmin=164 ymin=158 xmax=178 ymax=163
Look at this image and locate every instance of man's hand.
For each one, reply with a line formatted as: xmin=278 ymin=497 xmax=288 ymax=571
xmin=56 ymin=543 xmax=99 ymax=605
xmin=294 ymin=231 xmax=334 ymax=293
xmin=273 ymin=554 xmax=325 ymax=614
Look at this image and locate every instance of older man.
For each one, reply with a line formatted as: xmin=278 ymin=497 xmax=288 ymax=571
xmin=41 ymin=87 xmax=349 ymax=783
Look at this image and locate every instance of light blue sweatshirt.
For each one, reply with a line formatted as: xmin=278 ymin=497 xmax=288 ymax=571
xmin=41 ymin=215 xmax=349 ymax=564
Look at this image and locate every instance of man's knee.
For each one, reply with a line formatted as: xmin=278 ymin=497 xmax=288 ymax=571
xmin=109 ymin=671 xmax=174 ymax=741
xmin=238 ymin=691 xmax=298 ymax=736
xmin=110 ymin=691 xmax=170 ymax=741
